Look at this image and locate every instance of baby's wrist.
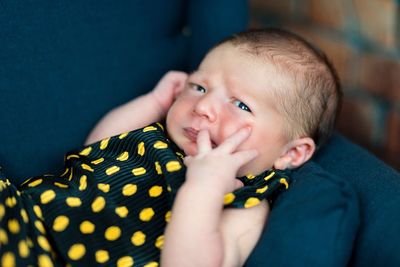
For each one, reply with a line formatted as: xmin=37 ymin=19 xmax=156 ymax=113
xmin=181 ymin=178 xmax=227 ymax=200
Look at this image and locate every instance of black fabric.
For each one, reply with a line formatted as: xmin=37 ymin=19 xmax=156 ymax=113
xmin=0 ymin=123 xmax=290 ymax=266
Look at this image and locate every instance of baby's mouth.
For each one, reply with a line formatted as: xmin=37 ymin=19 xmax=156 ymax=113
xmin=183 ymin=127 xmax=217 ymax=148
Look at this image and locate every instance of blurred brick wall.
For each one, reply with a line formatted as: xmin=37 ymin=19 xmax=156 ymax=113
xmin=250 ymin=0 xmax=400 ymax=170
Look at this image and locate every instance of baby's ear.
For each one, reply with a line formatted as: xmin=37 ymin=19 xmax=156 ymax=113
xmin=273 ymin=137 xmax=316 ymax=170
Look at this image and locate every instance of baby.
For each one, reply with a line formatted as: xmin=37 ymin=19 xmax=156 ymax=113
xmin=0 ymin=28 xmax=341 ymax=267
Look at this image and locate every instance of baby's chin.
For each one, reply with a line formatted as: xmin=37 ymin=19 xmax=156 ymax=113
xmin=181 ymin=142 xmax=198 ymax=156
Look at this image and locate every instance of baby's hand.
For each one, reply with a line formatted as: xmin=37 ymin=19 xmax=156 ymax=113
xmin=151 ymin=71 xmax=188 ymax=116
xmin=184 ymin=128 xmax=258 ymax=195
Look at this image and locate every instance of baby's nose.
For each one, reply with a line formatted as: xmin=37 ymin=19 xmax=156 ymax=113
xmin=193 ymin=94 xmax=218 ymax=122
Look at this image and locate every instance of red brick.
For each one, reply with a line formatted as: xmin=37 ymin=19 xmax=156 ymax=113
xmin=358 ymin=54 xmax=400 ymax=101
xmin=353 ymin=0 xmax=397 ymax=49
xmin=250 ymin=0 xmax=294 ymax=17
xmin=313 ymin=35 xmax=355 ymax=85
xmin=307 ymin=0 xmax=347 ymax=29
xmin=337 ymin=97 xmax=376 ymax=145
xmin=283 ymin=25 xmax=355 ymax=85
xmin=385 ymin=109 xmax=400 ymax=170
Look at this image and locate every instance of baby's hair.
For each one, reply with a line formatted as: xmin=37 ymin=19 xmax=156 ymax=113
xmin=216 ymin=28 xmax=342 ymax=148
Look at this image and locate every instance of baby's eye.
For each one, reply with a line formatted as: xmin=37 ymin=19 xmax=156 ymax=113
xmin=233 ymin=100 xmax=252 ymax=112
xmin=192 ymin=84 xmax=206 ymax=93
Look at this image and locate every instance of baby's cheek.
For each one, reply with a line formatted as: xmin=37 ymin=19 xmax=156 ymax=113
xmin=219 ymin=121 xmax=252 ymax=146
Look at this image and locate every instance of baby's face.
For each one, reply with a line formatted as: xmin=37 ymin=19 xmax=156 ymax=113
xmin=166 ymin=44 xmax=291 ymax=176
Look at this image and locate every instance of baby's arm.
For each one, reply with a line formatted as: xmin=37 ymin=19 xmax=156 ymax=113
xmin=85 ymin=71 xmax=187 ymax=145
xmin=161 ymin=128 xmax=266 ymax=267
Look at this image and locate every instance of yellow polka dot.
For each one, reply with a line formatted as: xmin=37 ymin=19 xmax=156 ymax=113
xmin=1 ymin=252 xmax=15 ymax=267
xmin=8 ymin=219 xmax=20 ymax=234
xmin=79 ymin=146 xmax=92 ymax=156
xmin=115 ymin=206 xmax=129 ymax=218
xmin=95 ymin=250 xmax=109 ymax=263
xmin=18 ymin=240 xmax=30 ymax=258
xmin=143 ymin=126 xmax=157 ymax=132
xmin=167 ymin=185 xmax=172 ymax=192
xmin=156 ymin=122 xmax=164 ymax=130
xmin=53 ymin=216 xmax=69 ymax=232
xmin=0 ymin=228 xmax=8 ymax=244
xmin=38 ymin=236 xmax=51 ymax=251
xmin=91 ymin=196 xmax=106 ymax=213
xmin=132 ymin=167 xmax=146 ymax=176
xmin=137 ymin=142 xmax=145 ymax=156
xmin=105 ymin=226 xmax=121 ymax=241
xmin=119 ymin=132 xmax=129 ymax=139
xmin=264 ymin=171 xmax=275 ymax=181
xmin=223 ymin=193 xmax=235 ymax=205
xmin=98 ymin=183 xmax=110 ymax=193
xmin=117 ymin=256 xmax=134 ymax=267
xmin=0 ymin=204 xmax=5 ymax=219
xmin=28 ymin=178 xmax=43 ymax=187
xmin=131 ymin=231 xmax=146 ymax=246
xmin=65 ymin=197 xmax=81 ymax=207
xmin=256 ymin=185 xmax=268 ymax=194
xmin=5 ymin=197 xmax=17 ymax=207
xmin=33 ymin=205 xmax=43 ymax=219
xmin=175 ymin=151 xmax=185 ymax=159
xmin=80 ymin=220 xmax=95 ymax=234
xmin=122 ymin=184 xmax=137 ymax=196
xmin=165 ymin=211 xmax=172 ymax=222
xmin=280 ymin=178 xmax=289 ymax=189
xmin=155 ymin=162 xmax=162 ymax=174
xmin=117 ymin=151 xmax=129 ymax=161
xmin=26 ymin=238 xmax=33 ymax=248
xmin=100 ymin=137 xmax=110 ymax=150
xmin=155 ymin=235 xmax=164 ymax=249
xmin=61 ymin=168 xmax=69 ymax=177
xmin=68 ymin=168 xmax=74 ymax=181
xmin=106 ymin=166 xmax=120 ymax=176
xmin=40 ymin=190 xmax=56 ymax=204
xmin=81 ymin=164 xmax=94 ymax=172
xmin=35 ymin=220 xmax=46 ymax=234
xmin=166 ymin=161 xmax=181 ymax=172
xmin=77 ymin=175 xmax=87 ymax=191
xmin=244 ymin=197 xmax=260 ymax=208
xmin=148 ymin=186 xmax=163 ymax=197
xmin=38 ymin=254 xmax=54 ymax=267
xmin=54 ymin=182 xmax=68 ymax=189
xmin=91 ymin=158 xmax=104 ymax=165
xmin=246 ymin=174 xmax=255 ymax=180
xmin=139 ymin=208 xmax=155 ymax=222
xmin=144 ymin=262 xmax=159 ymax=267
xmin=20 ymin=209 xmax=29 ymax=223
xmin=66 ymin=154 xmax=79 ymax=160
xmin=153 ymin=141 xmax=168 ymax=149
xmin=68 ymin=243 xmax=86 ymax=260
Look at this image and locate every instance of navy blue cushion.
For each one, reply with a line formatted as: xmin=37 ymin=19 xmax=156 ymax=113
xmin=246 ymin=161 xmax=360 ymax=267
xmin=314 ymin=133 xmax=400 ymax=267
xmin=0 ymin=0 xmax=248 ymax=182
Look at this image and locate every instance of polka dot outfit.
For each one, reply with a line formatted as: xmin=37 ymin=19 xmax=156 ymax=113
xmin=0 ymin=123 xmax=291 ymax=266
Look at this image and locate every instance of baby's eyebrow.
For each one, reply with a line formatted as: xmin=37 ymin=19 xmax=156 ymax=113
xmin=188 ymin=70 xmax=198 ymax=77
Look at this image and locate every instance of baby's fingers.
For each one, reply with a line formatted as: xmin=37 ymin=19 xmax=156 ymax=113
xmin=218 ymin=127 xmax=251 ymax=153
xmin=196 ymin=129 xmax=212 ymax=154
